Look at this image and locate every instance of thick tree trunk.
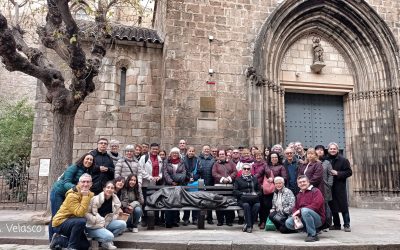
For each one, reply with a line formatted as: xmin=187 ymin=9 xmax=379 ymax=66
xmin=49 ymin=111 xmax=77 ymax=189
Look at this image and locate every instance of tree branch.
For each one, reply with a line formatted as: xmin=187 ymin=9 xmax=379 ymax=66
xmin=37 ymin=0 xmax=71 ymax=64
xmin=0 ymin=13 xmax=63 ymax=87
xmin=54 ymin=0 xmax=86 ymax=73
xmin=19 ymin=0 xmax=28 ymax=8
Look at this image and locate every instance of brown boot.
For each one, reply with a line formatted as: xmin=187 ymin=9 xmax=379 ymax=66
xmin=259 ymin=222 xmax=265 ymax=229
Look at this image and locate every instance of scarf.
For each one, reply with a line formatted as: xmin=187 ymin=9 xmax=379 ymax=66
xmin=240 ymin=156 xmax=254 ymax=163
xmin=218 ymin=159 xmax=227 ymax=164
xmin=150 ymin=154 xmax=159 ymax=177
xmin=242 ymin=172 xmax=252 ymax=182
xmin=169 ymin=157 xmax=181 ymax=164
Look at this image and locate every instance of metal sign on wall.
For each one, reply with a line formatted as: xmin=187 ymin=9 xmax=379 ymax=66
xmin=284 ymin=93 xmax=345 ymax=149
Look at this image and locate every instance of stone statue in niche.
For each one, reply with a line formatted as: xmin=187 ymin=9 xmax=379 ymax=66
xmin=310 ymin=37 xmax=326 ymax=73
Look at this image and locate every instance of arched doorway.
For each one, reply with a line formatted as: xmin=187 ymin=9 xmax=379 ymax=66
xmin=247 ymin=0 xmax=400 ymax=208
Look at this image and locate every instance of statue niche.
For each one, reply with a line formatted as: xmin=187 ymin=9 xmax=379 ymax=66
xmin=310 ymin=37 xmax=326 ymax=73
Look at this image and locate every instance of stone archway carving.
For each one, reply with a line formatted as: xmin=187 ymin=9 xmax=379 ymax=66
xmin=248 ymin=0 xmax=400 ymax=207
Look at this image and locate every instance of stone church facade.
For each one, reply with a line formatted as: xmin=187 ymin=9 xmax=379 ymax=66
xmin=2 ymin=0 xmax=399 ymax=209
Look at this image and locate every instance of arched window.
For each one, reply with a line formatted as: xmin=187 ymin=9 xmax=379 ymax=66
xmin=120 ymin=67 xmax=127 ymax=106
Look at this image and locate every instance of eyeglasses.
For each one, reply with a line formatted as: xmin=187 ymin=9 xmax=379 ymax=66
xmin=243 ymin=168 xmax=251 ymax=171
xmin=98 ymin=142 xmax=108 ymax=145
xmin=285 ymin=152 xmax=293 ymax=155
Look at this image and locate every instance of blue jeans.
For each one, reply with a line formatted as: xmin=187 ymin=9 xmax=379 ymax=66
xmin=86 ymin=220 xmax=126 ymax=243
xmin=54 ymin=217 xmax=89 ymax=250
xmin=332 ymin=211 xmax=350 ymax=227
xmin=241 ymin=202 xmax=260 ymax=228
xmin=285 ymin=208 xmax=322 ymax=237
xmin=127 ymin=207 xmax=142 ymax=228
xmin=49 ymin=189 xmax=65 ymax=240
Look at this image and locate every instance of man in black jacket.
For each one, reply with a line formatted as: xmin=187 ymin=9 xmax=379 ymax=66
xmin=327 ymin=142 xmax=352 ymax=232
xmin=90 ymin=138 xmax=115 ymax=195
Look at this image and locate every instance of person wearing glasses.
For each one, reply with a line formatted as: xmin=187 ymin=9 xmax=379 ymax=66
xmin=212 ymin=149 xmax=237 ymax=226
xmin=210 ymin=146 xmax=219 ymax=159
xmin=233 ymin=163 xmax=260 ymax=233
xmin=230 ymin=149 xmax=241 ymax=164
xmin=285 ymin=175 xmax=325 ymax=242
xmin=283 ymin=147 xmax=300 ymax=196
xmin=50 ymin=174 xmax=94 ymax=250
xmin=108 ymin=140 xmax=122 ymax=166
xmin=90 ymin=138 xmax=115 ymax=195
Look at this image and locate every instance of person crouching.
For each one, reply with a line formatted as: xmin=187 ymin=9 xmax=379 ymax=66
xmin=85 ymin=181 xmax=127 ymax=249
xmin=285 ymin=175 xmax=325 ymax=242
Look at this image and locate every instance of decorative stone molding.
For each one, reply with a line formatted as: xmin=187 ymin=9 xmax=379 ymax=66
xmin=246 ymin=66 xmax=266 ymax=86
xmin=246 ymin=66 xmax=285 ymax=95
xmin=348 ymin=87 xmax=400 ymax=100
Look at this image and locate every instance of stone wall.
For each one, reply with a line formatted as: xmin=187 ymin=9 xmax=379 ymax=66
xmin=27 ymin=43 xmax=163 ymax=208
xmin=157 ymin=0 xmax=281 ymax=150
xmin=280 ymin=36 xmax=354 ymax=94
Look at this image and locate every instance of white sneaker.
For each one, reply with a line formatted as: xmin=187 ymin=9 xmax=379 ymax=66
xmin=102 ymin=241 xmax=117 ymax=249
xmin=132 ymin=227 xmax=139 ymax=233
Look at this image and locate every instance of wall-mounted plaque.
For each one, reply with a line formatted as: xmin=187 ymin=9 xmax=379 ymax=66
xmin=200 ymin=97 xmax=216 ymax=112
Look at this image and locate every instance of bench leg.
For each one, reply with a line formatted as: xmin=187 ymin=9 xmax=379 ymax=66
xmin=147 ymin=211 xmax=155 ymax=230
xmin=90 ymin=239 xmax=99 ymax=250
xmin=197 ymin=210 xmax=206 ymax=229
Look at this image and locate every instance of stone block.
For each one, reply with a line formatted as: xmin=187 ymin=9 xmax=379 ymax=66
xmin=197 ymin=118 xmax=218 ymax=130
xmin=95 ymin=127 xmax=113 ymax=136
xmin=132 ymin=129 xmax=142 ymax=136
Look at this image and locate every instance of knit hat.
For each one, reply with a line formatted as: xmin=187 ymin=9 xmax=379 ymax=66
xmin=169 ymin=147 xmax=180 ymax=155
xmin=125 ymin=144 xmax=135 ymax=151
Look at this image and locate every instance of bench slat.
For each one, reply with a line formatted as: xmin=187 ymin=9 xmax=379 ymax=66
xmin=144 ymin=206 xmax=242 ymax=211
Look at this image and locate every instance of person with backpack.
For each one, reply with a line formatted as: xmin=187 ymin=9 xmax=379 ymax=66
xmin=115 ymin=145 xmax=141 ymax=179
xmin=138 ymin=143 xmax=164 ymax=227
xmin=182 ymin=146 xmax=199 ymax=225
xmin=90 ymin=138 xmax=115 ymax=195
xmin=285 ymin=175 xmax=325 ymax=242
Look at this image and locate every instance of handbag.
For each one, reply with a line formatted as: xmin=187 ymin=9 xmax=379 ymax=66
xmin=187 ymin=181 xmax=199 ymax=192
xmin=293 ymin=215 xmax=304 ymax=229
xmin=272 ymin=212 xmax=287 ymax=224
xmin=262 ymin=170 xmax=275 ymax=195
xmin=241 ymin=178 xmax=259 ymax=203
xmin=265 ymin=217 xmax=276 ymax=231
xmin=241 ymin=192 xmax=259 ymax=203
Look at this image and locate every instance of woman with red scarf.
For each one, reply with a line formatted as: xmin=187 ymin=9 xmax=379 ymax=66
xmin=163 ymin=147 xmax=187 ymax=228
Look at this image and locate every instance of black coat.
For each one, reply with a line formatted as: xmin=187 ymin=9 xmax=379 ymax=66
xmin=328 ymin=154 xmax=352 ymax=213
xmin=90 ymin=149 xmax=115 ymax=195
xmin=197 ymin=154 xmax=215 ymax=186
xmin=233 ymin=175 xmax=260 ymax=205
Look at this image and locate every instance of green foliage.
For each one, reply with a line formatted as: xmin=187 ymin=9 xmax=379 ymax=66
xmin=0 ymin=99 xmax=34 ymax=171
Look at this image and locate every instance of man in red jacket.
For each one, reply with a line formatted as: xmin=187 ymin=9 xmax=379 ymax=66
xmin=285 ymin=175 xmax=325 ymax=242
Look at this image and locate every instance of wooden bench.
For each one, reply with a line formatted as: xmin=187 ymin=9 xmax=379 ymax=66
xmin=144 ymin=183 xmax=242 ymax=230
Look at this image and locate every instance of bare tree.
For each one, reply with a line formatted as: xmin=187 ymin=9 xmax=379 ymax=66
xmin=0 ymin=0 xmax=142 ymax=203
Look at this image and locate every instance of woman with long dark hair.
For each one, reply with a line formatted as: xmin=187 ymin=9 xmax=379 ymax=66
xmin=120 ymin=174 xmax=143 ymax=233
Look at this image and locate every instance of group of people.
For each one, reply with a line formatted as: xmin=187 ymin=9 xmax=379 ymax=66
xmin=49 ymin=138 xmax=352 ymax=249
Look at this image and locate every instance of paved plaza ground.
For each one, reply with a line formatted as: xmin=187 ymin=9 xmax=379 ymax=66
xmin=0 ymin=208 xmax=399 ymax=249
